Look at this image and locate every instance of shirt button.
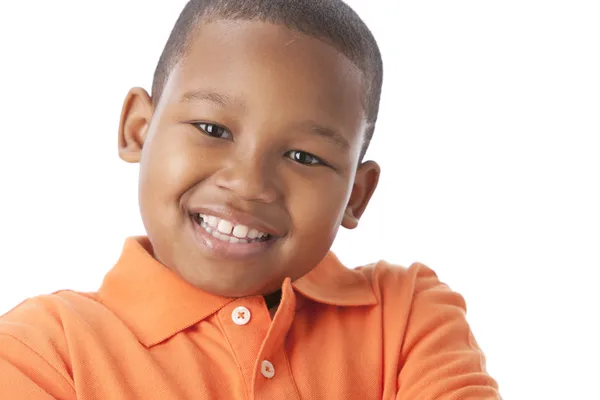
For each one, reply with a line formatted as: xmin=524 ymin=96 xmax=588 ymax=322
xmin=232 ymin=306 xmax=251 ymax=325
xmin=261 ymin=360 xmax=275 ymax=379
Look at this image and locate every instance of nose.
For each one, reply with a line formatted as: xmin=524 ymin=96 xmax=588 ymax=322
xmin=214 ymin=155 xmax=279 ymax=203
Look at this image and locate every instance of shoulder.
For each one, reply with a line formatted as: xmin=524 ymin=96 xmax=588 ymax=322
xmin=0 ymin=291 xmax=103 ymax=397
xmin=1 ymin=290 xmax=102 ymax=325
xmin=356 ymin=259 xmax=449 ymax=297
xmin=0 ymin=290 xmax=106 ymax=353
xmin=353 ymin=259 xmax=468 ymax=317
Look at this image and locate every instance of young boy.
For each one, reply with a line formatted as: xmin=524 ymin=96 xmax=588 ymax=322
xmin=0 ymin=1 xmax=500 ymax=398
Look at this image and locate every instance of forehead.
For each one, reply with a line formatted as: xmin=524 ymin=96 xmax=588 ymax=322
xmin=160 ymin=20 xmax=366 ymax=141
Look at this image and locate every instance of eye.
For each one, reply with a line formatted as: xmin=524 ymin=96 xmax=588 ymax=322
xmin=195 ymin=123 xmax=233 ymax=140
xmin=286 ymin=150 xmax=325 ymax=166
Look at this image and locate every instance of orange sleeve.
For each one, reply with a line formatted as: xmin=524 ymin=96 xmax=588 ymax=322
xmin=0 ymin=297 xmax=76 ymax=400
xmin=0 ymin=334 xmax=75 ymax=399
xmin=396 ymin=266 xmax=501 ymax=399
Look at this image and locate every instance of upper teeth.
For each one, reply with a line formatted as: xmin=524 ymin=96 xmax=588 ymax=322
xmin=198 ymin=214 xmax=269 ymax=240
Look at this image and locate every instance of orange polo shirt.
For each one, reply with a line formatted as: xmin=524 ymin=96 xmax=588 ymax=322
xmin=0 ymin=237 xmax=500 ymax=399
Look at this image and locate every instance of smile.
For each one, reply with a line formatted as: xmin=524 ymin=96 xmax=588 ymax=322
xmin=193 ymin=213 xmax=273 ymax=244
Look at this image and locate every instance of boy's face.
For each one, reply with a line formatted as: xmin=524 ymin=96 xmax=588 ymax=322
xmin=119 ymin=20 xmax=379 ymax=297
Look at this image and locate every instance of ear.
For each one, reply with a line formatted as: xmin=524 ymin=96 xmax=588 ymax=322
xmin=341 ymin=160 xmax=380 ymax=229
xmin=118 ymin=87 xmax=153 ymax=163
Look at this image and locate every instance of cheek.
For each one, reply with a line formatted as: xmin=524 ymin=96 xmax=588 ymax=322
xmin=288 ymin=177 xmax=350 ymax=240
xmin=139 ymin=131 xmax=203 ymax=213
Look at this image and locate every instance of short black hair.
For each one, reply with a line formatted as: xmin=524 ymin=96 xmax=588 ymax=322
xmin=152 ymin=0 xmax=383 ymax=160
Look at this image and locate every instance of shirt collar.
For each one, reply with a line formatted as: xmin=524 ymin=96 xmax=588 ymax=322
xmin=97 ymin=236 xmax=377 ymax=347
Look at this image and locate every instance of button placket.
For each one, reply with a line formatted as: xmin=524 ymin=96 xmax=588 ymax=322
xmin=251 ymin=282 xmax=301 ymax=399
xmin=219 ymin=298 xmax=273 ymax=396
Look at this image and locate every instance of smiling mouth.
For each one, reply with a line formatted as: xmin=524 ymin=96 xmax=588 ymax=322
xmin=192 ymin=213 xmax=274 ymax=244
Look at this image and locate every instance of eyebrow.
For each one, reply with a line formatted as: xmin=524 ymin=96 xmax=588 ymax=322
xmin=180 ymin=90 xmax=350 ymax=149
xmin=297 ymin=120 xmax=350 ymax=150
xmin=180 ymin=90 xmax=231 ymax=108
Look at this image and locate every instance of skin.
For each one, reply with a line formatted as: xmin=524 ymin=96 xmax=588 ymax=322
xmin=118 ymin=20 xmax=380 ymax=298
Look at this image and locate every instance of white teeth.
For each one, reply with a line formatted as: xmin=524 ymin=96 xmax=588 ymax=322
xmin=217 ymin=219 xmax=233 ymax=235
xmin=196 ymin=213 xmax=270 ymax=240
xmin=233 ymin=224 xmax=249 ymax=238
xmin=200 ymin=221 xmax=213 ymax=234
xmin=207 ymin=215 xmax=219 ymax=228
xmin=229 ymin=237 xmax=240 ymax=244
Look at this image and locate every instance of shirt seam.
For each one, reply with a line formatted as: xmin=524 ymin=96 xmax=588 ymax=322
xmin=215 ymin=312 xmax=251 ymax=400
xmin=283 ymin=348 xmax=302 ymax=400
xmin=0 ymin=332 xmax=77 ymax=396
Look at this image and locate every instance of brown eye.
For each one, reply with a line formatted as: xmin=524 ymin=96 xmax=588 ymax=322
xmin=196 ymin=123 xmax=233 ymax=140
xmin=286 ymin=150 xmax=324 ymax=166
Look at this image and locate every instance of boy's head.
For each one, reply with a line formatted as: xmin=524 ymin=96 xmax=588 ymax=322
xmin=118 ymin=0 xmax=383 ymax=297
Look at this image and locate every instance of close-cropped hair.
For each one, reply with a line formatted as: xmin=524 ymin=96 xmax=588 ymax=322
xmin=152 ymin=0 xmax=384 ymax=159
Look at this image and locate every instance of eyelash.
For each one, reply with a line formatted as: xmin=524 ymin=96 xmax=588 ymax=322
xmin=193 ymin=122 xmax=327 ymax=167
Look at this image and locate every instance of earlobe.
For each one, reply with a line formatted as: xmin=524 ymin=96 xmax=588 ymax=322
xmin=118 ymin=87 xmax=153 ymax=163
xmin=342 ymin=208 xmax=359 ymax=230
xmin=341 ymin=160 xmax=381 ymax=230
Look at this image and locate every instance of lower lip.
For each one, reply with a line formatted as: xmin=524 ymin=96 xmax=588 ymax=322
xmin=188 ymin=215 xmax=277 ymax=260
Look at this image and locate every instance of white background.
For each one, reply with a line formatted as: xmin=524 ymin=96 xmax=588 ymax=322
xmin=1 ymin=1 xmax=599 ymax=398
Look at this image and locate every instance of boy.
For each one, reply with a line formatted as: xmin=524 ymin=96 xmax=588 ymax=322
xmin=0 ymin=0 xmax=500 ymax=398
